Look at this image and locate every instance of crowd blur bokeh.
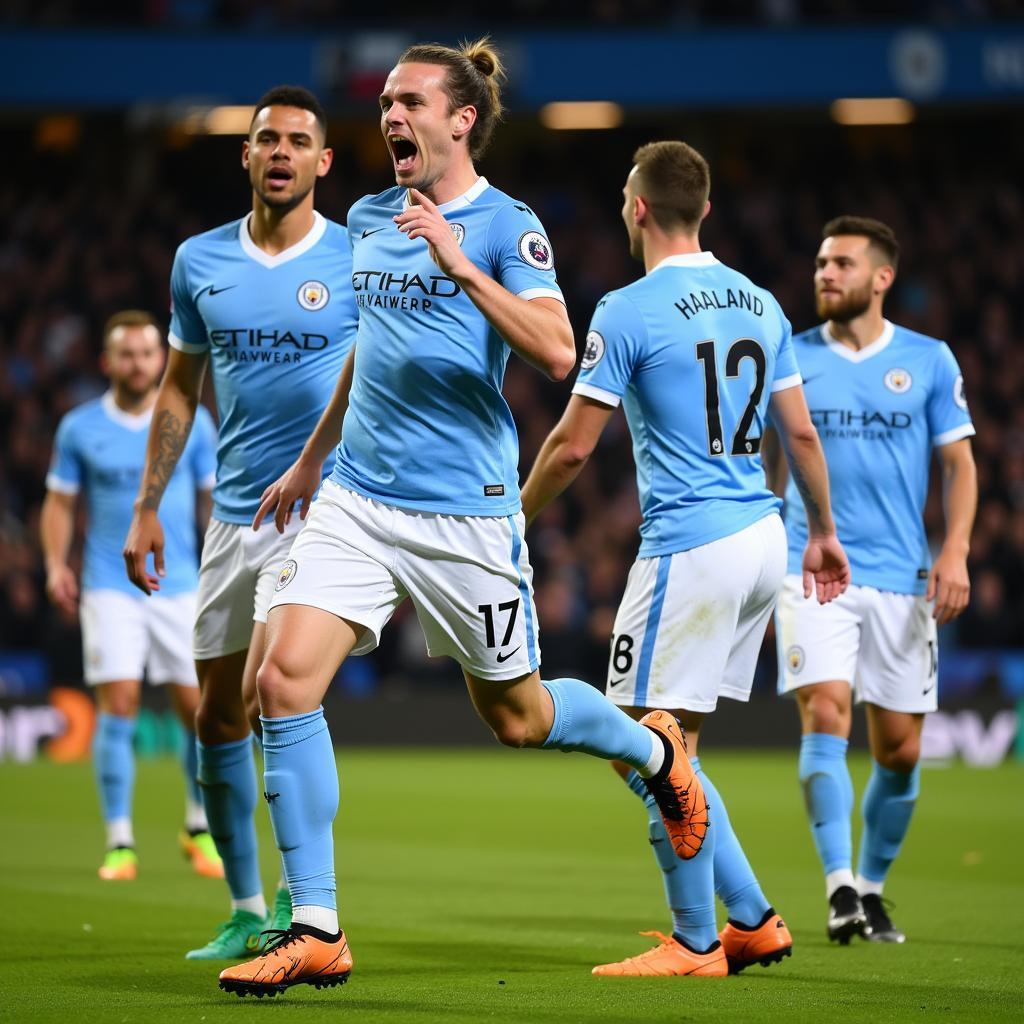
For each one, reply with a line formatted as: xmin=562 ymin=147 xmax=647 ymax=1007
xmin=1 ymin=107 xmax=1020 ymax=693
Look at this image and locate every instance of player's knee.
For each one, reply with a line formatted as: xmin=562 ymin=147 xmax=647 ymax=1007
xmin=802 ymin=693 xmax=849 ymax=736
xmin=195 ymin=692 xmax=247 ymax=744
xmin=875 ymin=735 xmax=920 ymax=774
xmin=255 ymin=657 xmax=303 ymax=717
xmin=484 ymin=709 xmax=537 ymax=749
xmin=98 ymin=689 xmax=140 ymax=719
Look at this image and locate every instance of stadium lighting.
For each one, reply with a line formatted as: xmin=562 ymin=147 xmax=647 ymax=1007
xmin=830 ymin=98 xmax=915 ymax=125
xmin=540 ymin=101 xmax=624 ymax=130
xmin=179 ymin=106 xmax=254 ymax=135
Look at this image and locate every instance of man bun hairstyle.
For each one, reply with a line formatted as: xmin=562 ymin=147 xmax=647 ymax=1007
xmin=250 ymin=84 xmax=328 ymax=142
xmin=823 ymin=215 xmax=900 ymax=273
xmin=631 ymin=141 xmax=710 ymax=233
xmin=398 ymin=37 xmax=506 ymax=159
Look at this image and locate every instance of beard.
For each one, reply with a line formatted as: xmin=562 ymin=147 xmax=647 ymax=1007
xmin=816 ymin=281 xmax=873 ymax=322
xmin=253 ymin=178 xmax=313 ymax=213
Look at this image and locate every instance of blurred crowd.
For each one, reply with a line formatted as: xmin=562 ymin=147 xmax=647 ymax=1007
xmin=3 ymin=0 xmax=1021 ymax=28
xmin=1 ymin=109 xmax=1021 ymax=694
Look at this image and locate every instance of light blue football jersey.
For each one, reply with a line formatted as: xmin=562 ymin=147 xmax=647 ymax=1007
xmin=784 ymin=321 xmax=974 ymax=595
xmin=169 ymin=212 xmax=358 ymax=523
xmin=331 ymin=177 xmax=564 ymax=515
xmin=573 ymin=252 xmax=801 ymax=557
xmin=47 ymin=393 xmax=217 ymax=596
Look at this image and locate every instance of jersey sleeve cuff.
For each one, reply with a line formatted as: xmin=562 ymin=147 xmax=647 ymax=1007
xmin=932 ymin=422 xmax=976 ymax=447
xmin=572 ymin=382 xmax=621 ymax=408
xmin=46 ymin=473 xmax=80 ymax=495
xmin=517 ymin=287 xmax=566 ymax=304
xmin=770 ymin=372 xmax=803 ymax=393
xmin=168 ymin=331 xmax=208 ymax=354
xmin=199 ymin=472 xmax=217 ymax=490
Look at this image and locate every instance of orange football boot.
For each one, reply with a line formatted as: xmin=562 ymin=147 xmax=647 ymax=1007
xmin=179 ymin=830 xmax=225 ymax=879
xmin=719 ymin=910 xmax=793 ymax=974
xmin=592 ymin=932 xmax=728 ymax=978
xmin=219 ymin=927 xmax=352 ymax=998
xmin=98 ymin=847 xmax=137 ymax=881
xmin=638 ymin=711 xmax=709 ymax=859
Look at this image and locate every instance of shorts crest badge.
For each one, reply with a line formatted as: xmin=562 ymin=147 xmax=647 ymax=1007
xmin=297 ymin=281 xmax=330 ymax=311
xmin=786 ymin=645 xmax=805 ymax=674
xmin=275 ymin=559 xmax=298 ymax=592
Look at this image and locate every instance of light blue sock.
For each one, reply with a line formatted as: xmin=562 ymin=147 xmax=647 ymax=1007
xmin=197 ymin=735 xmax=262 ymax=901
xmin=261 ymin=709 xmax=338 ymax=912
xmin=857 ymin=762 xmax=920 ymax=883
xmin=181 ymin=731 xmax=202 ymax=809
xmin=798 ymin=733 xmax=854 ymax=875
xmin=94 ymin=712 xmax=136 ymax=825
xmin=693 ymin=759 xmax=771 ymax=927
xmin=625 ymin=767 xmax=717 ymax=951
xmin=541 ymin=678 xmax=655 ymax=770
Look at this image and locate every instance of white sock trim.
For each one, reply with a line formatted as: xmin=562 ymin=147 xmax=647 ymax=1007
xmin=856 ymin=874 xmax=884 ymax=897
xmin=184 ymin=798 xmax=208 ymax=833
xmin=636 ymin=730 xmax=665 ymax=779
xmin=232 ymin=894 xmax=268 ymax=918
xmin=106 ymin=817 xmax=134 ymax=850
xmin=825 ymin=868 xmax=856 ymax=899
xmin=292 ymin=904 xmax=339 ymax=935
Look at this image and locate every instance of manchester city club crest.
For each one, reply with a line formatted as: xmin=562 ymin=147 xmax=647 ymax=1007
xmin=884 ymin=367 xmax=912 ymax=393
xmin=581 ymin=330 xmax=606 ymax=370
xmin=275 ymin=559 xmax=298 ymax=592
xmin=786 ymin=645 xmax=805 ymax=674
xmin=297 ymin=280 xmax=330 ymax=311
xmin=518 ymin=230 xmax=553 ymax=270
xmin=449 ymin=222 xmax=466 ymax=246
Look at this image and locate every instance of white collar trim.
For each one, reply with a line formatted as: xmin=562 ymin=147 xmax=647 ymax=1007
xmin=405 ymin=176 xmax=489 ymax=214
xmin=820 ymin=319 xmax=894 ymax=362
xmin=651 ymin=251 xmax=719 ymax=273
xmin=239 ymin=210 xmax=326 ymax=268
xmin=102 ymin=391 xmax=154 ymax=431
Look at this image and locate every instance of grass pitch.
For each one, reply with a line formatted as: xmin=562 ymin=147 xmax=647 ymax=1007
xmin=2 ymin=748 xmax=1022 ymax=1023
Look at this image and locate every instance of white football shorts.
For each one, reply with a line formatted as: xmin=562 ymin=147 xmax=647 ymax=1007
xmin=80 ymin=589 xmax=198 ymax=686
xmin=193 ymin=516 xmax=302 ymax=660
xmin=268 ymin=480 xmax=540 ymax=681
xmin=775 ymin=574 xmax=939 ymax=713
xmin=605 ymin=513 xmax=787 ymax=713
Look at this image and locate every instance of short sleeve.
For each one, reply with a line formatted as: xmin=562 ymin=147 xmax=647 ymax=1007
xmin=771 ymin=307 xmax=802 ymax=392
xmin=485 ymin=202 xmax=564 ymax=304
xmin=168 ymin=241 xmax=208 ymax=353
xmin=928 ymin=342 xmax=975 ymax=447
xmin=46 ymin=414 xmax=83 ymax=495
xmin=337 ymin=229 xmax=359 ymax=353
xmin=190 ymin=405 xmax=219 ymax=490
xmin=571 ymin=291 xmax=646 ymax=408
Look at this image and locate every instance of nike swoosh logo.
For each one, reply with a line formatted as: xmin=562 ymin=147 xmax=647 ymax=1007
xmin=609 ymin=678 xmax=627 ymax=687
xmin=205 ymin=285 xmax=236 ymax=296
xmin=496 ymin=646 xmax=522 ymax=663
xmin=361 ymin=227 xmax=385 ymax=238
xmin=801 ymin=373 xmax=823 ymax=386
xmin=922 ymin=683 xmax=935 ymax=695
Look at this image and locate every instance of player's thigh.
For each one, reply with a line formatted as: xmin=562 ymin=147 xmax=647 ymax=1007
xmin=397 ymin=509 xmax=540 ymax=682
xmin=604 ymin=518 xmax=775 ymax=714
xmin=193 ymin=520 xmax=261 ymax=661
xmin=775 ymin=574 xmax=860 ymax=701
xmin=864 ymin=703 xmax=924 ymax=771
xmin=80 ymin=589 xmax=147 ymax=688
xmin=719 ymin=513 xmax=788 ymax=704
xmin=195 ymin=647 xmax=249 ymax=724
xmin=856 ymin=590 xmax=938 ymax=714
xmin=167 ymin=681 xmax=200 ymax=727
xmin=144 ymin=591 xmax=199 ymax=687
xmin=259 ymin=603 xmax=365 ymax=715
xmin=267 ymin=481 xmax=408 ymax=659
xmin=240 ymin=620 xmax=266 ymax=726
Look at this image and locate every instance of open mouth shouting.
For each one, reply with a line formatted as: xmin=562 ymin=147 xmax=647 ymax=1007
xmin=265 ymin=164 xmax=294 ymax=191
xmin=388 ymin=133 xmax=419 ymax=177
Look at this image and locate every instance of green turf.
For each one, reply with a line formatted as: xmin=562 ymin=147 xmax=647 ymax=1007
xmin=3 ymin=749 xmax=1022 ymax=1023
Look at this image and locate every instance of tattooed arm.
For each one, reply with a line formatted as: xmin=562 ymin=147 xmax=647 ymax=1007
xmin=768 ymin=384 xmax=850 ymax=603
xmin=123 ymin=348 xmax=208 ymax=594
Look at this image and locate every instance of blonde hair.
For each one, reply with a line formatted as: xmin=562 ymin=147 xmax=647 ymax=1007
xmin=103 ymin=309 xmax=160 ymax=349
xmin=398 ymin=37 xmax=506 ymax=159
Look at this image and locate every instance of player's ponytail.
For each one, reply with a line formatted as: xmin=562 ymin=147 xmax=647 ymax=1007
xmin=398 ymin=37 xmax=506 ymax=160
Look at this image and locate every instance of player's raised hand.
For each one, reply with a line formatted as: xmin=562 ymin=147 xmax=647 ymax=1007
xmin=394 ymin=189 xmax=473 ymax=279
xmin=802 ymin=532 xmax=851 ymax=604
xmin=45 ymin=563 xmax=79 ymax=617
xmin=927 ymin=545 xmax=970 ymax=626
xmin=122 ymin=508 xmax=165 ymax=595
xmin=253 ymin=456 xmax=322 ymax=535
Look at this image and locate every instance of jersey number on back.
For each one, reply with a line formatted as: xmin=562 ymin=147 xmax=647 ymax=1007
xmin=695 ymin=339 xmax=767 ymax=457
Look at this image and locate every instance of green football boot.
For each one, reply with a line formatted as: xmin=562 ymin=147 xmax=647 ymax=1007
xmin=265 ymin=886 xmax=293 ymax=941
xmin=185 ymin=909 xmax=266 ymax=960
xmin=98 ymin=847 xmax=138 ymax=881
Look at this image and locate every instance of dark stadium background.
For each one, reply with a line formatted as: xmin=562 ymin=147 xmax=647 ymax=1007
xmin=1 ymin=4 xmax=1022 ymax=760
